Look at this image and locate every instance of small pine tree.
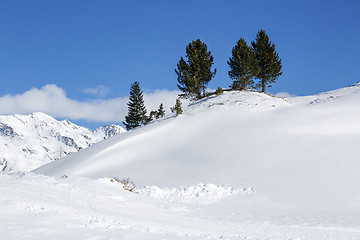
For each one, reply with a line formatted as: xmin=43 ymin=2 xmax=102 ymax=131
xmin=149 ymin=103 xmax=165 ymax=121
xmin=251 ymin=29 xmax=282 ymax=92
xmin=228 ymin=38 xmax=259 ymax=90
xmin=215 ymin=86 xmax=224 ymax=95
xmin=175 ymin=39 xmax=216 ymax=99
xmin=157 ymin=103 xmax=165 ymax=118
xmin=148 ymin=110 xmax=157 ymax=121
xmin=144 ymin=115 xmax=152 ymax=125
xmin=123 ymin=81 xmax=149 ymax=130
xmin=171 ymin=98 xmax=183 ymax=116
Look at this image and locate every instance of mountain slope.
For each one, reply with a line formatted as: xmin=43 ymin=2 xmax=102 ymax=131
xmin=34 ymin=83 xmax=360 ymax=215
xmin=0 ymin=112 xmax=126 ymax=172
xmin=0 ymin=83 xmax=355 ymax=239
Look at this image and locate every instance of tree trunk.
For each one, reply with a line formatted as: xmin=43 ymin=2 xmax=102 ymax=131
xmin=261 ymin=81 xmax=266 ymax=92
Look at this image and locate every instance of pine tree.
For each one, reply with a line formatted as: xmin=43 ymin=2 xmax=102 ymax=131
xmin=157 ymin=103 xmax=165 ymax=118
xmin=123 ymin=81 xmax=148 ymax=130
xmin=215 ymin=86 xmax=224 ymax=95
xmin=149 ymin=110 xmax=157 ymax=121
xmin=228 ymin=38 xmax=259 ymax=90
xmin=251 ymin=29 xmax=282 ymax=92
xmin=149 ymin=103 xmax=165 ymax=120
xmin=175 ymin=39 xmax=216 ymax=100
xmin=171 ymin=98 xmax=183 ymax=116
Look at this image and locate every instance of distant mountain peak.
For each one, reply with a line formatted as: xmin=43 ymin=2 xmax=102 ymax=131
xmin=0 ymin=112 xmax=126 ymax=173
xmin=95 ymin=124 xmax=127 ymax=138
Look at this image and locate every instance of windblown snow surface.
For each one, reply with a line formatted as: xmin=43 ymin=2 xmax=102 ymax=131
xmin=2 ymin=83 xmax=360 ymax=239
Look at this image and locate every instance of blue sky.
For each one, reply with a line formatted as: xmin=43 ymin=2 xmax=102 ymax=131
xmin=0 ymin=0 xmax=359 ymax=129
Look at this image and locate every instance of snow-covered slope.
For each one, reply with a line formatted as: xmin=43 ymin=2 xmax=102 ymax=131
xmin=34 ymin=83 xmax=360 ymax=211
xmin=3 ymin=83 xmax=360 ymax=239
xmin=0 ymin=112 xmax=126 ymax=172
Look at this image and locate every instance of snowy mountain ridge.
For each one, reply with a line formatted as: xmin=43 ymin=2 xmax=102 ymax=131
xmin=0 ymin=112 xmax=126 ymax=172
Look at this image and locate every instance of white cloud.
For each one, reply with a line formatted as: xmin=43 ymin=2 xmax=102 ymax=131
xmin=0 ymin=84 xmax=181 ymax=123
xmin=82 ymin=85 xmax=111 ymax=98
xmin=275 ymin=92 xmax=297 ymax=98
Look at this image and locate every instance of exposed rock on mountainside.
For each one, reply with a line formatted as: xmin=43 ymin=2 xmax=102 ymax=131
xmin=0 ymin=112 xmax=126 ymax=172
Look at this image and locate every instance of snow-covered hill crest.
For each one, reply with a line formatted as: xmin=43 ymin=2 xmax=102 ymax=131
xmin=34 ymin=83 xmax=360 ymax=209
xmin=0 ymin=112 xmax=126 ymax=172
xmin=4 ymin=83 xmax=360 ymax=239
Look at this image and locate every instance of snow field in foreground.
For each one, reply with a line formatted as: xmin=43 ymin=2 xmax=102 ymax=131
xmin=2 ymin=173 xmax=360 ymax=240
xmin=138 ymin=184 xmax=254 ymax=204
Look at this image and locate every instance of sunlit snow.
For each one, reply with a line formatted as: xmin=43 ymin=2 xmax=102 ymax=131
xmin=2 ymin=83 xmax=360 ymax=239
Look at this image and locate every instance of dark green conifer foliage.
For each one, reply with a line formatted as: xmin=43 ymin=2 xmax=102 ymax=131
xmin=228 ymin=38 xmax=259 ymax=90
xmin=149 ymin=110 xmax=157 ymax=122
xmin=171 ymin=98 xmax=183 ymax=116
xmin=175 ymin=39 xmax=216 ymax=100
xmin=149 ymin=103 xmax=165 ymax=120
xmin=215 ymin=86 xmax=224 ymax=95
xmin=157 ymin=103 xmax=165 ymax=118
xmin=251 ymin=29 xmax=282 ymax=92
xmin=123 ymin=81 xmax=149 ymax=130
